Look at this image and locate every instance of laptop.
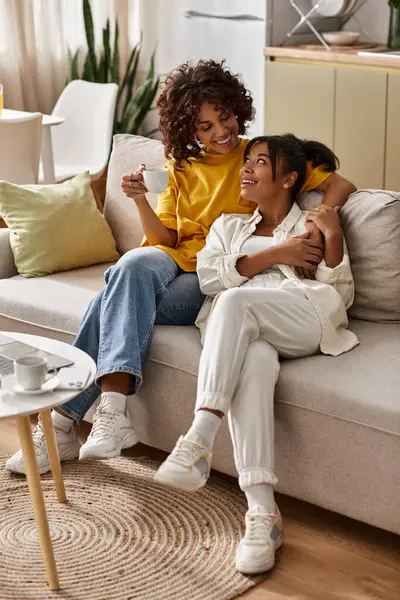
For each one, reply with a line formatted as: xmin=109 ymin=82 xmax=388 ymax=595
xmin=0 ymin=333 xmax=74 ymax=381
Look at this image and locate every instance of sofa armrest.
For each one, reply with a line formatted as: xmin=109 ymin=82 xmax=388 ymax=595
xmin=0 ymin=229 xmax=18 ymax=279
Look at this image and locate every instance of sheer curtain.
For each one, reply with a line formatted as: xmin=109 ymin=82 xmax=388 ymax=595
xmin=0 ymin=0 xmax=139 ymax=114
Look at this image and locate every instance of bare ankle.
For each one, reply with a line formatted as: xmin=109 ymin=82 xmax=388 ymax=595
xmin=101 ymin=372 xmax=132 ymax=396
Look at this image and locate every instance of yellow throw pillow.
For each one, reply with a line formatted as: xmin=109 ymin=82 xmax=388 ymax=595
xmin=0 ymin=171 xmax=120 ymax=278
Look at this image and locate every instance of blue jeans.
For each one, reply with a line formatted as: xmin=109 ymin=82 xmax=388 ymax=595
xmin=61 ymin=247 xmax=205 ymax=423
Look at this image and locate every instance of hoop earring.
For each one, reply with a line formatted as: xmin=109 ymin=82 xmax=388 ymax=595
xmin=193 ymin=135 xmax=204 ymax=148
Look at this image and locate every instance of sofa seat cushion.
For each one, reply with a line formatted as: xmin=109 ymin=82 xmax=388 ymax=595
xmin=0 ymin=263 xmax=111 ymax=336
xmin=146 ymin=321 xmax=400 ymax=436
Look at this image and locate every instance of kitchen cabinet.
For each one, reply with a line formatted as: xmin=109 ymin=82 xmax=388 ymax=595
xmin=335 ymin=69 xmax=386 ymax=189
xmin=385 ymin=73 xmax=400 ymax=192
xmin=265 ymin=61 xmax=335 ymax=148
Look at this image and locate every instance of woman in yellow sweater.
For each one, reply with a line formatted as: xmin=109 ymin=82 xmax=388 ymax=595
xmin=6 ymin=60 xmax=356 ymax=477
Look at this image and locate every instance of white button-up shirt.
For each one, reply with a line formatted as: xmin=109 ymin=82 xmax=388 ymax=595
xmin=195 ymin=202 xmax=359 ymax=356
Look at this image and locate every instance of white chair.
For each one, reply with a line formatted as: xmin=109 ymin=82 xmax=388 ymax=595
xmin=0 ymin=113 xmax=42 ymax=184
xmin=45 ymin=80 xmax=118 ymax=183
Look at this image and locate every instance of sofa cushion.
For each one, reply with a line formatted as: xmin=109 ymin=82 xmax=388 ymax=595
xmin=104 ymin=134 xmax=166 ymax=253
xmin=0 ymin=263 xmax=111 ymax=337
xmin=299 ymin=188 xmax=400 ymax=323
xmin=341 ymin=189 xmax=400 ymax=322
xmin=144 ymin=320 xmax=400 ymax=437
xmin=0 ymin=172 xmax=120 ymax=278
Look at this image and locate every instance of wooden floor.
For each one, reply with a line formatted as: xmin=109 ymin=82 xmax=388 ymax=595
xmin=1 ymin=418 xmax=399 ymax=600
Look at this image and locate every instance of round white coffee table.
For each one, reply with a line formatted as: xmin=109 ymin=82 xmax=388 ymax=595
xmin=0 ymin=332 xmax=96 ymax=590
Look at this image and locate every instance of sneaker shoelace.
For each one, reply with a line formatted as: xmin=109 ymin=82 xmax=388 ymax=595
xmin=170 ymin=437 xmax=205 ymax=467
xmin=89 ymin=409 xmax=119 ymax=439
xmin=32 ymin=419 xmax=47 ymax=451
xmin=245 ymin=513 xmax=275 ymax=542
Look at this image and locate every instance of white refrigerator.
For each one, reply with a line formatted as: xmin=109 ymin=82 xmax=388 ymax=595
xmin=141 ymin=0 xmax=268 ymax=137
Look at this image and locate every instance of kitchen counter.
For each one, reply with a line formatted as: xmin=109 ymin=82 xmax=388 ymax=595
xmin=265 ymin=46 xmax=400 ymax=69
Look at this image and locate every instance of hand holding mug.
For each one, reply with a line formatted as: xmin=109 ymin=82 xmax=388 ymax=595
xmin=121 ymin=164 xmax=170 ymax=201
xmin=121 ymin=164 xmax=148 ymax=201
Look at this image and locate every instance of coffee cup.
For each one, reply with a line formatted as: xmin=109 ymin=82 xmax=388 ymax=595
xmin=143 ymin=167 xmax=169 ymax=194
xmin=14 ymin=355 xmax=48 ymax=390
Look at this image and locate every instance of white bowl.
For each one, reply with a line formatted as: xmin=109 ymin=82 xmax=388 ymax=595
xmin=322 ymin=31 xmax=360 ymax=46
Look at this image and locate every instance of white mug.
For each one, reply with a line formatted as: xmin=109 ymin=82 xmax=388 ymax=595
xmin=14 ymin=355 xmax=48 ymax=390
xmin=143 ymin=167 xmax=170 ymax=194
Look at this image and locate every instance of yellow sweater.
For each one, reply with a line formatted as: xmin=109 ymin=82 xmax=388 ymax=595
xmin=143 ymin=138 xmax=331 ymax=272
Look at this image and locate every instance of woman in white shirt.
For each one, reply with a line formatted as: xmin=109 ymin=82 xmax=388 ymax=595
xmin=155 ymin=134 xmax=359 ymax=574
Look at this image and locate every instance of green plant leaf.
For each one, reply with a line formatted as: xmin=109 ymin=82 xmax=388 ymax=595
xmin=120 ymin=41 xmax=160 ymax=135
xmin=98 ymin=53 xmax=106 ymax=83
xmin=67 ymin=48 xmax=80 ymax=81
xmin=82 ymin=52 xmax=95 ymax=81
xmin=146 ymin=43 xmax=157 ymax=83
xmin=123 ymin=78 xmax=155 ymax=134
xmin=129 ymin=78 xmax=152 ymax=109
xmin=83 ymin=0 xmax=97 ymax=79
xmin=121 ymin=52 xmax=141 ymax=117
xmin=115 ymin=42 xmax=139 ymax=121
xmin=103 ymin=20 xmax=111 ymax=83
xmin=118 ymin=43 xmax=138 ymax=98
xmin=111 ymin=21 xmax=120 ymax=85
xmin=133 ymin=77 xmax=160 ymax=133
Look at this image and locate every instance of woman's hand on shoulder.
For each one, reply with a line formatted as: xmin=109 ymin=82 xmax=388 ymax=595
xmin=298 ymin=219 xmax=324 ymax=280
xmin=306 ymin=205 xmax=342 ymax=239
xmin=120 ymin=164 xmax=148 ymax=202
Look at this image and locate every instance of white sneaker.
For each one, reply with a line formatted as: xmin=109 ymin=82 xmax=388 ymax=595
xmin=154 ymin=435 xmax=212 ymax=492
xmin=6 ymin=416 xmax=80 ymax=476
xmin=79 ymin=405 xmax=138 ymax=460
xmin=235 ymin=505 xmax=284 ymax=574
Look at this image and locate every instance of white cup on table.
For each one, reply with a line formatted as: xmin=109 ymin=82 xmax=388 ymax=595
xmin=14 ymin=356 xmax=48 ymax=390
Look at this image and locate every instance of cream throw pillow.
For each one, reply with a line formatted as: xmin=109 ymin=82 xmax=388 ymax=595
xmin=0 ymin=171 xmax=120 ymax=278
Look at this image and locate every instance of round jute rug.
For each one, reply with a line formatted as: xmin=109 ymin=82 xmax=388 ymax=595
xmin=0 ymin=456 xmax=268 ymax=599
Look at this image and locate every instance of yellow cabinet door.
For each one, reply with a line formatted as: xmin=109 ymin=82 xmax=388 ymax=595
xmin=385 ymin=73 xmax=400 ymax=192
xmin=335 ymin=69 xmax=387 ymax=189
xmin=265 ymin=61 xmax=335 ymax=148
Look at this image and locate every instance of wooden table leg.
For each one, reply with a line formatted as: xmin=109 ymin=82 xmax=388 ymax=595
xmin=16 ymin=415 xmax=60 ymax=591
xmin=40 ymin=409 xmax=67 ymax=504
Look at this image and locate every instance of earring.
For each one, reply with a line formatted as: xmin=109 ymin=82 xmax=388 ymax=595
xmin=283 ymin=183 xmax=289 ymax=189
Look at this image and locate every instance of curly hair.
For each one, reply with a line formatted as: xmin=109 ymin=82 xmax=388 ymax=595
xmin=157 ymin=60 xmax=254 ymax=167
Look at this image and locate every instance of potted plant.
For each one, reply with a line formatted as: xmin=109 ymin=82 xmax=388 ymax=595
xmin=388 ymin=0 xmax=400 ymax=50
xmin=67 ymin=0 xmax=160 ymax=139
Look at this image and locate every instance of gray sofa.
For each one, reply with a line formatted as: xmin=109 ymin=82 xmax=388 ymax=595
xmin=1 ymin=134 xmax=399 ymax=535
